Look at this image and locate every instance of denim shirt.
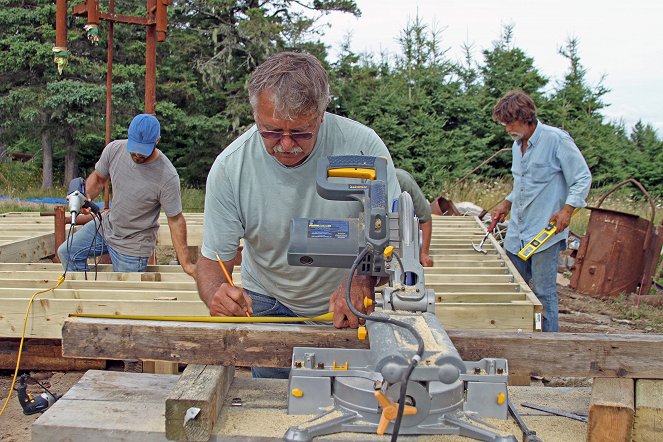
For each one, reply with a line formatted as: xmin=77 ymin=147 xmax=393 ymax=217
xmin=504 ymin=121 xmax=592 ymax=255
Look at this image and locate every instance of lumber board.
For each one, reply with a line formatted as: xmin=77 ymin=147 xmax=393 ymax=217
xmin=0 ymin=262 xmax=188 ymax=272
xmin=0 ymin=277 xmax=197 ymax=291
xmin=0 ymin=233 xmax=54 ymax=262
xmin=436 ymin=303 xmax=535 ymax=330
xmin=427 ymin=282 xmax=523 ymax=292
xmin=32 ymin=370 xmax=180 ymax=442
xmin=0 ymin=270 xmax=195 ymax=282
xmin=425 ymin=266 xmax=509 ymax=274
xmin=166 ymin=364 xmax=235 ymax=441
xmin=1 ymin=298 xmax=209 ymax=338
xmin=0 ymin=338 xmax=105 ymax=370
xmin=143 ymin=360 xmax=180 ymax=374
xmin=61 ymin=317 xmax=663 ymax=379
xmin=633 ymin=379 xmax=663 ymax=442
xmin=587 ymin=377 xmax=634 ymax=442
xmin=0 ymin=287 xmax=200 ymax=300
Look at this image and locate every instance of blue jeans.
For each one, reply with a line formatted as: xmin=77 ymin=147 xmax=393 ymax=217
xmin=57 ymin=219 xmax=149 ymax=273
xmin=246 ymin=290 xmax=299 ymax=379
xmin=507 ymin=241 xmax=565 ymax=332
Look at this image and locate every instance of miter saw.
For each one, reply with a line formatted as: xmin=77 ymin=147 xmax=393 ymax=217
xmin=286 ymin=155 xmax=515 ymax=442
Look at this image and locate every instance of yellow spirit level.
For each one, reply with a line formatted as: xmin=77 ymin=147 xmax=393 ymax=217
xmin=517 ymin=221 xmax=557 ymax=261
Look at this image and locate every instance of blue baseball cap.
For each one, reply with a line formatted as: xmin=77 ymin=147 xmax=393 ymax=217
xmin=127 ymin=114 xmax=160 ymax=156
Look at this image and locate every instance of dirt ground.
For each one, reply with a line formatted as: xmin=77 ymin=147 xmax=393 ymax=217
xmin=0 ymin=279 xmax=660 ymax=441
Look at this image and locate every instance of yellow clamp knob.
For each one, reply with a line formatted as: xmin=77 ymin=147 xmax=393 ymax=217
xmin=374 ymin=391 xmax=417 ymax=435
xmin=291 ymin=388 xmax=304 ymax=398
xmin=497 ymin=392 xmax=506 ymax=405
xmin=364 ymin=297 xmax=373 ymax=309
xmin=357 ymin=326 xmax=367 ymax=340
xmin=383 ymin=246 xmax=394 ymax=259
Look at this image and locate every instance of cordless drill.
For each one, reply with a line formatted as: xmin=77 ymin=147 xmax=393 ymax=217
xmin=16 ymin=374 xmax=58 ymax=415
xmin=66 ymin=177 xmax=99 ymax=225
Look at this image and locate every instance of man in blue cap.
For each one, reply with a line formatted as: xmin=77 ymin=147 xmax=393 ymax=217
xmin=58 ymin=113 xmax=196 ymax=277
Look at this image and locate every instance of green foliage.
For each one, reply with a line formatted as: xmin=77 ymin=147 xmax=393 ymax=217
xmin=0 ymin=161 xmax=43 ymax=194
xmin=0 ymin=4 xmax=660 ymax=200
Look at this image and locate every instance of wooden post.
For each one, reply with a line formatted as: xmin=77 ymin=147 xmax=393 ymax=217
xmin=633 ymin=379 xmax=663 ymax=442
xmin=587 ymin=377 xmax=634 ymax=442
xmin=145 ymin=0 xmax=157 ymax=114
xmin=165 ymin=364 xmax=234 ymax=441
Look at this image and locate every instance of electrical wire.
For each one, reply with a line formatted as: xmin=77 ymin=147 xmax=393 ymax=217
xmin=344 ymin=247 xmax=425 ymax=442
xmin=0 ymin=275 xmax=65 ymax=417
xmin=65 ymin=211 xmax=103 ymax=281
xmin=0 ymin=209 xmax=104 ymax=416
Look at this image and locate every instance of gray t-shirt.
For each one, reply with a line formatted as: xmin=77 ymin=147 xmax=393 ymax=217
xmin=395 ymin=169 xmax=432 ymax=223
xmin=202 ymin=113 xmax=401 ymax=317
xmin=97 ymin=140 xmax=182 ymax=257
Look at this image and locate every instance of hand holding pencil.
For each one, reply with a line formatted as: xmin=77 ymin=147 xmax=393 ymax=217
xmin=215 ymin=254 xmax=252 ymax=317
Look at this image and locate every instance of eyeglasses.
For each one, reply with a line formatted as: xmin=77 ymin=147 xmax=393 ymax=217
xmin=259 ymin=130 xmax=314 ymax=141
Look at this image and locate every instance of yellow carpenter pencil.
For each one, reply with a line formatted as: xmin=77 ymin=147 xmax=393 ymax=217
xmin=215 ymin=254 xmax=250 ymax=317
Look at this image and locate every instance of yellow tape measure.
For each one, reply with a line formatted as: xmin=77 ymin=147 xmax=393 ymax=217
xmin=517 ymin=221 xmax=557 ymax=261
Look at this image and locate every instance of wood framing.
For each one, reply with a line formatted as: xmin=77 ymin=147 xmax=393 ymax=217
xmin=62 ymin=317 xmax=663 ymax=378
xmin=0 ymin=216 xmax=542 ymax=340
xmin=587 ymin=377 xmax=634 ymax=442
xmin=0 ymin=233 xmax=54 ymax=262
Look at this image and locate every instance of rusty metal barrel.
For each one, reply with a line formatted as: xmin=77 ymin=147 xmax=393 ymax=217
xmin=570 ymin=179 xmax=662 ymax=299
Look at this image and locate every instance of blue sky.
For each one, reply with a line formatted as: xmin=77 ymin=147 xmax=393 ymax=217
xmin=320 ymin=0 xmax=663 ymax=136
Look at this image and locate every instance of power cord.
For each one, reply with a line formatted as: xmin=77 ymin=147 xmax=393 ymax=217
xmin=345 ymin=247 xmax=425 ymax=442
xmin=64 ymin=211 xmax=103 ymax=281
xmin=0 ymin=275 xmax=65 ymax=417
xmin=1 ymin=210 xmax=105 ymax=417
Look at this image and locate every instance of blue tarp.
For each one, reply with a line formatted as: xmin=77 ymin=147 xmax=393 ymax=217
xmin=0 ymin=195 xmax=105 ymax=209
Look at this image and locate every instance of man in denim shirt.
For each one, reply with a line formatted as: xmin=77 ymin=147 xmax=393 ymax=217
xmin=491 ymin=91 xmax=591 ymax=332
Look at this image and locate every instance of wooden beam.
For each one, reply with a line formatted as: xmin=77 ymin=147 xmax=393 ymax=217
xmin=633 ymin=379 xmax=663 ymax=441
xmin=143 ymin=360 xmax=179 ymax=374
xmin=587 ymin=377 xmax=634 ymax=442
xmin=166 ymin=365 xmax=234 ymax=441
xmin=0 ymin=233 xmax=54 ymax=262
xmin=1 ymin=299 xmax=209 ymax=339
xmin=0 ymin=338 xmax=105 ymax=371
xmin=62 ymin=318 xmax=663 ymax=378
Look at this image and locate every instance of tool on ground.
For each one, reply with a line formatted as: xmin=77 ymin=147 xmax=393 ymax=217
xmin=215 ymin=253 xmax=250 ymax=317
xmin=16 ymin=373 xmax=59 ymax=416
xmin=66 ymin=177 xmax=99 ymax=225
xmin=284 ymin=156 xmax=515 ymax=442
xmin=521 ymin=402 xmax=588 ymax=422
xmin=508 ymin=399 xmax=542 ymax=442
xmin=517 ymin=221 xmax=557 ymax=261
xmin=473 ymin=218 xmax=499 ymax=254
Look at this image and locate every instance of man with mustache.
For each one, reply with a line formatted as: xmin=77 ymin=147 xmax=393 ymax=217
xmin=57 ymin=113 xmax=196 ymax=278
xmin=196 ymin=52 xmax=401 ymax=377
xmin=491 ymin=90 xmax=591 ymax=332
